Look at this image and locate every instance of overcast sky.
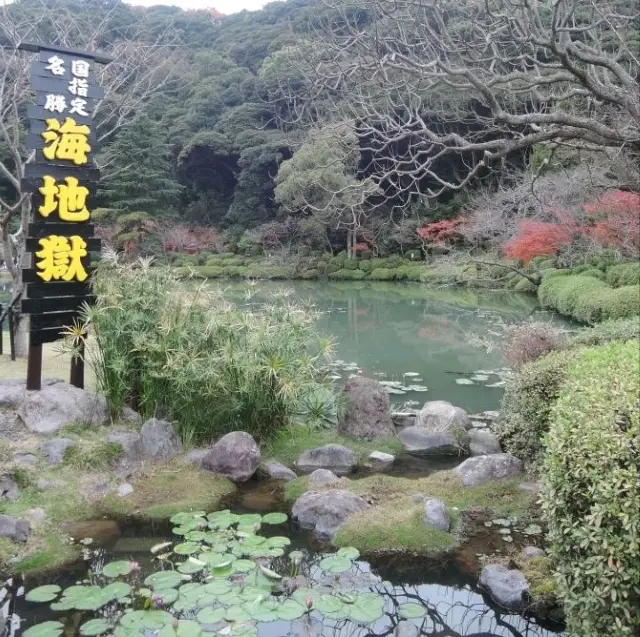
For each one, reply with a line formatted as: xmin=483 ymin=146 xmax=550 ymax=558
xmin=125 ymin=0 xmax=268 ymax=14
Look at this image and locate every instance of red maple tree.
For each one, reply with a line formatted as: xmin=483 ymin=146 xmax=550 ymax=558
xmin=416 ymin=216 xmax=466 ymax=246
xmin=504 ymin=221 xmax=573 ymax=264
xmin=584 ymin=190 xmax=640 ymax=257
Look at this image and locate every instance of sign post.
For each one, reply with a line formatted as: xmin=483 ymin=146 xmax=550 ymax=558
xmin=18 ymin=43 xmax=110 ymax=390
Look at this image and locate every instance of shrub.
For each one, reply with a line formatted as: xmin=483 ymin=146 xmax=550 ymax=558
xmin=395 ymin=265 xmax=424 ymax=281
xmin=541 ymin=268 xmax=570 ymax=278
xmin=316 ymin=260 xmax=328 ymax=274
xmin=497 ymin=350 xmax=573 ymax=465
xmin=370 ymin=268 xmax=396 ymax=281
xmin=572 ymin=317 xmax=640 ymax=347
xmin=358 ymin=260 xmax=373 ymax=273
xmin=606 ymin=262 xmax=640 ymax=287
xmin=86 ymin=257 xmax=334 ymax=443
xmin=205 ymin=257 xmax=223 ymax=267
xmin=538 ymin=275 xmax=610 ymax=323
xmin=513 ymin=277 xmax=538 ymax=293
xmin=505 ymin=322 xmax=566 ymax=370
xmin=222 ymin=265 xmax=243 ymax=277
xmin=299 ymin=269 xmax=319 ymax=280
xmin=575 ymin=267 xmax=604 ymax=280
xmin=541 ymin=341 xmax=640 ymax=636
xmin=420 ymin=266 xmax=461 ymax=285
xmin=261 ymin=266 xmax=296 ymax=279
xmin=599 ymin=285 xmax=640 ymax=321
xmin=343 ymin=258 xmax=359 ymax=270
xmin=190 ymin=266 xmax=223 ymax=279
xmin=328 ymin=269 xmax=367 ymax=280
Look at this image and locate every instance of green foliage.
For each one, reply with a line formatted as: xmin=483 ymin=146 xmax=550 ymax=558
xmin=358 ymin=260 xmax=373 ymax=273
xmin=513 ymin=277 xmax=538 ymax=293
xmin=63 ymin=442 xmax=123 ymax=471
xmin=370 ymin=268 xmax=396 ymax=281
xmin=87 ymin=257 xmax=334 ymax=443
xmin=541 ymin=341 xmax=640 ymax=636
xmin=343 ymin=258 xmax=359 ymax=270
xmin=497 ymin=350 xmax=574 ymax=465
xmin=571 ymin=317 xmax=640 ymax=347
xmin=606 ymin=262 xmax=640 ymax=287
xmin=328 ymin=269 xmax=367 ymax=280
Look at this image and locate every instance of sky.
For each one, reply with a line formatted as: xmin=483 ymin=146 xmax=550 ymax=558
xmin=125 ymin=0 xmax=268 ymax=14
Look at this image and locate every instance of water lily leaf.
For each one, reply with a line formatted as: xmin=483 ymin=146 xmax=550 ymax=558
xmin=153 ymin=588 xmax=179 ymax=605
xmin=237 ymin=514 xmax=262 ymax=526
xmin=23 ymin=621 xmax=64 ymax=637
xmin=261 ymin=512 xmax=287 ymax=525
xmin=50 ymin=599 xmax=75 ymax=612
xmin=185 ymin=531 xmax=210 ymax=542
xmin=291 ymin=588 xmax=314 ymax=607
xmin=233 ymin=559 xmax=256 ymax=573
xmin=267 ymin=536 xmax=291 ymax=548
xmin=26 ymin=585 xmax=61 ymax=603
xmin=171 ymin=512 xmax=205 ymax=525
xmin=336 ymin=547 xmax=360 ymax=561
xmin=179 ymin=583 xmax=204 ymax=596
xmin=276 ymin=599 xmax=306 ymax=621
xmin=203 ymin=580 xmax=233 ymax=596
xmin=398 ymin=602 xmax=426 ymax=618
xmin=103 ymin=560 xmax=134 ymax=578
xmin=119 ymin=610 xmax=173 ymax=631
xmin=267 ymin=548 xmax=285 ymax=558
xmin=248 ymin=600 xmax=279 ymax=622
xmin=319 ymin=556 xmax=352 ymax=573
xmin=224 ymin=605 xmax=252 ymax=622
xmin=173 ymin=520 xmax=202 ymax=535
xmin=347 ymin=594 xmax=384 ymax=623
xmin=158 ymin=620 xmax=202 ymax=637
xmin=136 ymin=588 xmax=152 ymax=598
xmin=237 ymin=524 xmax=261 ymax=534
xmin=178 ymin=561 xmax=204 ymax=574
xmin=103 ymin=582 xmax=132 ymax=601
xmin=240 ymin=586 xmax=270 ymax=602
xmin=145 ymin=571 xmax=184 ymax=590
xmin=258 ymin=564 xmax=281 ymax=580
xmin=79 ymin=619 xmax=110 ymax=636
xmin=174 ymin=542 xmax=201 ymax=555
xmin=313 ymin=594 xmax=344 ymax=615
xmin=196 ymin=606 xmax=226 ymax=625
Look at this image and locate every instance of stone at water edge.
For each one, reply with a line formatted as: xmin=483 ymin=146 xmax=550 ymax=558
xmin=201 ymin=431 xmax=261 ymax=483
xmin=455 ymin=454 xmax=523 ymax=487
xmin=368 ymin=451 xmax=395 ymax=472
xmin=184 ymin=449 xmax=208 ymax=466
xmin=0 ymin=474 xmax=20 ymax=501
xmin=468 ymin=430 xmax=502 ymax=456
xmin=423 ymin=498 xmax=450 ymax=532
xmin=40 ymin=438 xmax=76 ymax=465
xmin=398 ymin=426 xmax=462 ymax=457
xmin=260 ymin=459 xmax=297 ymax=482
xmin=18 ymin=382 xmax=109 ymax=434
xmin=120 ymin=406 xmax=143 ymax=426
xmin=308 ymin=468 xmax=341 ymax=488
xmin=416 ymin=400 xmax=471 ymax=432
xmin=521 ymin=546 xmax=546 ymax=561
xmin=391 ymin=412 xmax=416 ymax=429
xmin=107 ymin=430 xmax=143 ymax=463
xmin=479 ymin=563 xmax=530 ymax=610
xmin=338 ymin=377 xmax=395 ymax=440
xmin=291 ymin=489 xmax=369 ymax=539
xmin=0 ymin=515 xmax=30 ymax=542
xmin=140 ymin=418 xmax=183 ymax=460
xmin=296 ymin=444 xmax=357 ymax=476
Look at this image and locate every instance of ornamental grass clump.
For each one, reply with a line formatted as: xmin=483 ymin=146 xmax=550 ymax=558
xmin=541 ymin=340 xmax=640 ymax=636
xmin=84 ymin=253 xmax=334 ymax=443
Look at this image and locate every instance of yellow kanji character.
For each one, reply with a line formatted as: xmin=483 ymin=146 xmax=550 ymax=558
xmin=38 ymin=176 xmax=90 ymax=222
xmin=41 ymin=117 xmax=91 ymax=166
xmin=36 ymin=235 xmax=88 ymax=282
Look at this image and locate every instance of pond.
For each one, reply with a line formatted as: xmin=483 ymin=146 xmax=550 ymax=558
xmin=211 ymin=281 xmax=570 ymax=414
xmin=12 ymin=484 xmax=563 ymax=637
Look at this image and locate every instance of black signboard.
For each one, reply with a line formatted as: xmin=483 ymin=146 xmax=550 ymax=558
xmin=18 ymin=41 xmax=111 ymax=390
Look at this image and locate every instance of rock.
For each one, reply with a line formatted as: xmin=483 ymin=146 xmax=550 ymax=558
xmin=455 ymin=454 xmax=523 ymax=487
xmin=25 ymin=508 xmax=48 ymax=525
xmin=0 ymin=515 xmax=30 ymax=542
xmin=522 ymin=546 xmax=546 ymax=561
xmin=296 ymin=444 xmax=357 ymax=476
xmin=40 ymin=438 xmax=75 ymax=465
xmin=292 ymin=489 xmax=369 ymax=538
xmin=368 ymin=451 xmax=395 ymax=472
xmin=468 ymin=430 xmax=502 ymax=456
xmin=398 ymin=426 xmax=461 ymax=456
xmin=0 ymin=381 xmax=26 ymax=409
xmin=416 ymin=400 xmax=471 ymax=432
xmin=423 ymin=498 xmax=450 ymax=532
xmin=391 ymin=412 xmax=416 ymax=429
xmin=184 ymin=449 xmax=208 ymax=466
xmin=13 ymin=452 xmax=37 ymax=467
xmin=140 ymin=418 xmax=182 ymax=460
xmin=120 ymin=406 xmax=143 ymax=426
xmin=482 ymin=410 xmax=501 ymax=421
xmin=308 ymin=469 xmax=340 ymax=488
xmin=0 ymin=475 xmax=20 ymax=501
xmin=479 ymin=563 xmax=530 ymax=610
xmin=117 ymin=483 xmax=134 ymax=497
xmin=18 ymin=382 xmax=109 ymax=434
xmin=202 ymin=431 xmax=260 ymax=483
xmin=36 ymin=478 xmax=56 ymax=491
xmin=260 ymin=459 xmax=297 ymax=482
xmin=338 ymin=377 xmax=394 ymax=440
xmin=394 ymin=621 xmax=420 ymax=637
xmin=107 ymin=430 xmax=143 ymax=462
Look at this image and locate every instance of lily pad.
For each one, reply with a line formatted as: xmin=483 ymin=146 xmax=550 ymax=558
xmin=102 ymin=560 xmax=134 ymax=578
xmin=158 ymin=620 xmax=202 ymax=637
xmin=196 ymin=607 xmax=226 ymax=625
xmin=119 ymin=610 xmax=173 ymax=631
xmin=25 ymin=585 xmax=61 ymax=603
xmin=224 ymin=605 xmax=252 ymax=623
xmin=174 ymin=542 xmax=201 ymax=555
xmin=79 ymin=619 xmax=110 ymax=637
xmin=145 ymin=571 xmax=184 ymax=590
xmin=313 ymin=594 xmax=344 ymax=615
xmin=178 ymin=561 xmax=204 ymax=574
xmin=248 ymin=599 xmax=280 ymax=622
xmin=23 ymin=621 xmax=65 ymax=637
xmin=152 ymin=588 xmax=179 ymax=605
xmin=319 ymin=555 xmax=352 ymax=573
xmin=261 ymin=512 xmax=288 ymax=525
xmin=203 ymin=580 xmax=233 ymax=596
xmin=398 ymin=602 xmax=426 ymax=618
xmin=103 ymin=582 xmax=132 ymax=601
xmin=233 ymin=559 xmax=256 ymax=573
xmin=276 ymin=599 xmax=306 ymax=621
xmin=336 ymin=547 xmax=360 ymax=561
xmin=347 ymin=593 xmax=384 ymax=623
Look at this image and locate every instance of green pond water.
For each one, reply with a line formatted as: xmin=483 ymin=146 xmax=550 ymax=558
xmin=211 ymin=280 xmax=570 ymax=414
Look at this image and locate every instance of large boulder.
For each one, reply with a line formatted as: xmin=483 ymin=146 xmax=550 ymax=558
xmin=0 ymin=381 xmax=26 ymax=409
xmin=423 ymin=498 xmax=451 ymax=532
xmin=202 ymin=431 xmax=260 ymax=483
xmin=455 ymin=454 xmax=523 ymax=487
xmin=0 ymin=515 xmax=30 ymax=542
xmin=106 ymin=430 xmax=143 ymax=463
xmin=308 ymin=469 xmax=341 ymax=488
xmin=0 ymin=475 xmax=20 ymax=501
xmin=40 ymin=438 xmax=75 ymax=465
xmin=368 ymin=451 xmax=395 ymax=472
xmin=338 ymin=377 xmax=394 ymax=440
xmin=398 ymin=426 xmax=460 ymax=456
xmin=292 ymin=490 xmax=369 ymax=538
xmin=416 ymin=400 xmax=470 ymax=433
xmin=468 ymin=430 xmax=502 ymax=456
xmin=296 ymin=444 xmax=357 ymax=476
xmin=479 ymin=564 xmax=530 ymax=610
xmin=140 ymin=418 xmax=183 ymax=460
xmin=18 ymin=383 xmax=109 ymax=434
xmin=260 ymin=459 xmax=297 ymax=482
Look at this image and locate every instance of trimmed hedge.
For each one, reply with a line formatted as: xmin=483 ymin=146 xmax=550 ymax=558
xmin=606 ymin=262 xmax=640 ymax=287
xmin=358 ymin=260 xmax=373 ymax=273
xmin=572 ymin=317 xmax=640 ymax=347
xmin=514 ymin=277 xmax=538 ymax=293
xmin=328 ymin=269 xmax=367 ymax=280
xmin=370 ymin=268 xmax=396 ymax=280
xmin=541 ymin=341 xmax=640 ymax=636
